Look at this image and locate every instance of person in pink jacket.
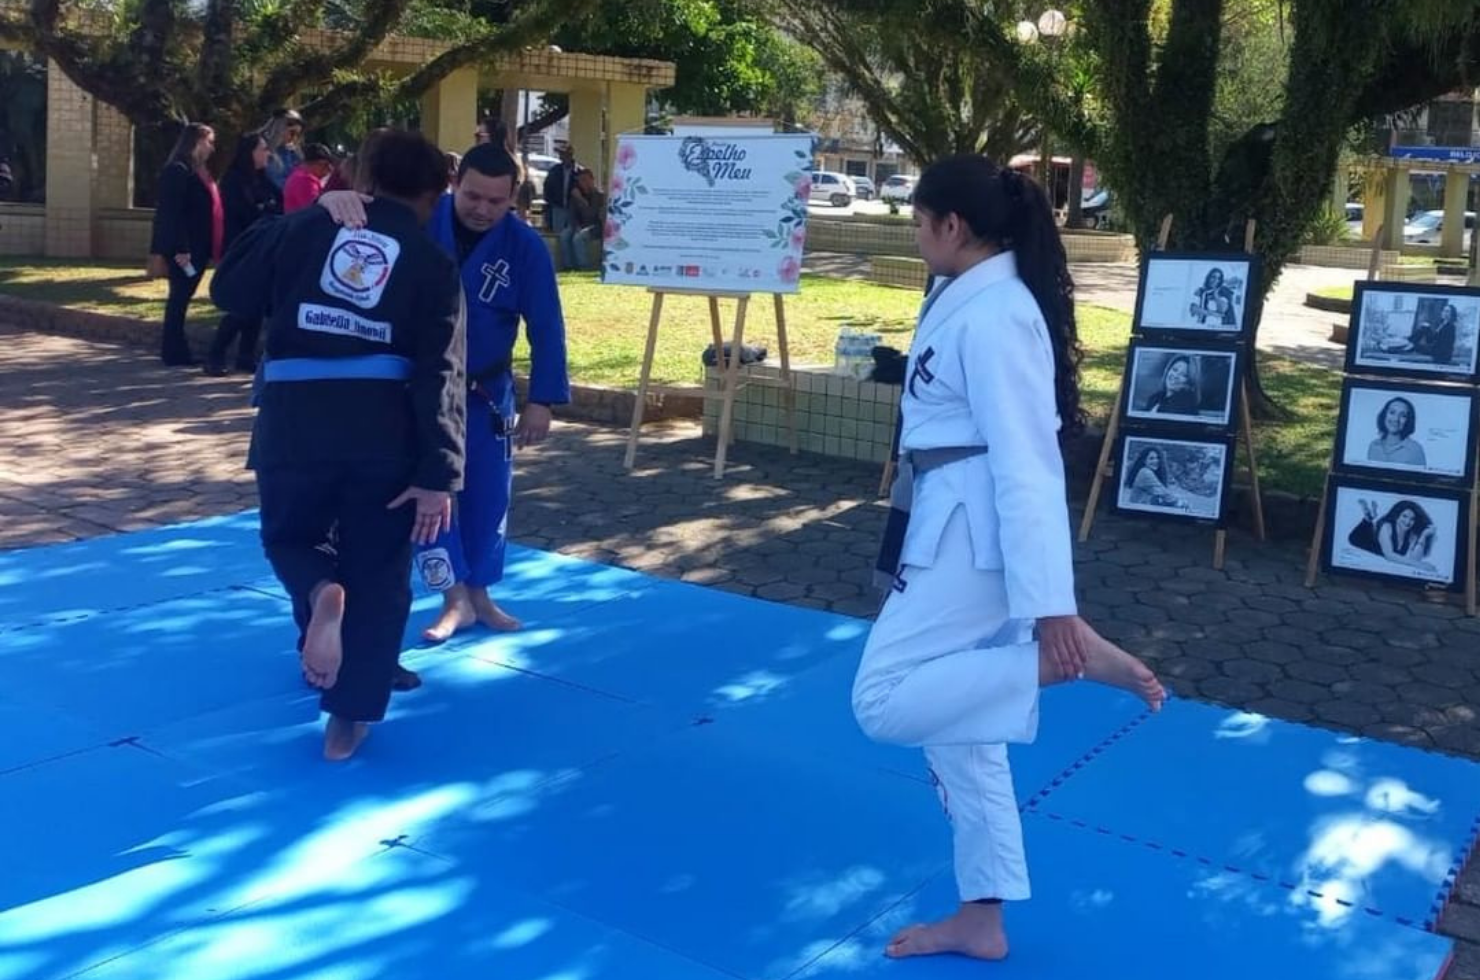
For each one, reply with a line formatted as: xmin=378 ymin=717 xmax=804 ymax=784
xmin=282 ymin=143 xmax=338 ymax=213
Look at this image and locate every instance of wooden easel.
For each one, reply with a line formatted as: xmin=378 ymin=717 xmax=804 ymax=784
xmin=623 ymin=287 xmax=796 ymax=479
xmin=1077 ymin=216 xmax=1267 ymax=570
xmin=1303 ymin=227 xmax=1480 ymax=615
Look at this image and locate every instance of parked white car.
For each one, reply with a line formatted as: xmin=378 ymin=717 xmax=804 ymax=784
xmin=809 ymin=171 xmax=856 ymax=207
xmin=880 ymin=174 xmax=917 ymax=204
xmin=1403 ymin=208 xmax=1475 ymax=249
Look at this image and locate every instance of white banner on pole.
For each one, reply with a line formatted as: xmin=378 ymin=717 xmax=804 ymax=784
xmin=599 ymin=133 xmax=814 ymax=294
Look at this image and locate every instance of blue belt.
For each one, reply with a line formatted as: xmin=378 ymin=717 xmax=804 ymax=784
xmin=261 ymin=355 xmax=414 ymax=383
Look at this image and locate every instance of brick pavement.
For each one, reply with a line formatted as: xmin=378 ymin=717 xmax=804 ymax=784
xmin=2 ymin=323 xmax=1478 ymax=974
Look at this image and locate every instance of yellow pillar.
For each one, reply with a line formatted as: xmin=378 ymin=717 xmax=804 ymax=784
xmin=567 ymin=86 xmax=605 ymax=187
xmin=606 ymin=82 xmax=647 ymax=180
xmin=1382 ymin=164 xmax=1410 ymax=251
xmin=1362 ymin=167 xmax=1386 ymax=242
xmin=44 ymin=61 xmax=96 ymax=257
xmin=1440 ymin=166 xmax=1469 ymax=258
xmin=419 ymin=67 xmax=479 ymax=155
xmin=92 ymin=102 xmax=133 ymax=210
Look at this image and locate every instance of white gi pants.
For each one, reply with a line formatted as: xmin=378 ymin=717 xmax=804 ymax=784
xmin=853 ymin=506 xmax=1040 ymax=902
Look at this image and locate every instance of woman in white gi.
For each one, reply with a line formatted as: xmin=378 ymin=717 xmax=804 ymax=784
xmin=853 ymin=155 xmax=1165 ymax=961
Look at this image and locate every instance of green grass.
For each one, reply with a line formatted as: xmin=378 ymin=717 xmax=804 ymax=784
xmin=0 ymin=257 xmax=1339 ymax=497
xmin=1314 ymin=284 xmax=1354 ymax=301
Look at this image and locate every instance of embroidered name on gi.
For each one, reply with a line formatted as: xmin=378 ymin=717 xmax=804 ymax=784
xmin=297 ymin=303 xmax=393 ymax=343
xmin=479 ymin=259 xmax=511 ymax=302
xmin=909 ymin=346 xmax=936 ymax=397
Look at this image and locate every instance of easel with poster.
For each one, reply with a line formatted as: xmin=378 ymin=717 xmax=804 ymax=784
xmin=1304 ymin=232 xmax=1480 ymax=616
xmin=1077 ymin=217 xmax=1267 ymax=569
xmin=604 ymin=131 xmax=814 ymax=478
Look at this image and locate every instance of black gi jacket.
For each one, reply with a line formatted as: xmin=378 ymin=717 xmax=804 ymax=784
xmin=211 ymin=199 xmax=467 ymax=493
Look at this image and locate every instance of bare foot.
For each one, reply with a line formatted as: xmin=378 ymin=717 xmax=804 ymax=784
xmin=301 ymin=582 xmax=345 ymax=689
xmin=323 ymin=714 xmax=369 ymax=761
xmin=422 ymin=585 xmax=475 ymax=643
xmin=469 ymin=589 xmax=522 ymax=632
xmin=885 ymin=902 xmax=1008 ymax=960
xmin=1082 ymin=630 xmax=1166 ymax=711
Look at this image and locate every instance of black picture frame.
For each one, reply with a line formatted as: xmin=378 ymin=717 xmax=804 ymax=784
xmin=1321 ymin=474 xmax=1471 ymax=593
xmin=1112 ymin=429 xmax=1237 ymax=527
xmin=1333 ymin=377 xmax=1479 ymax=487
xmin=1343 ymin=280 xmax=1480 ymax=383
xmin=1119 ymin=338 xmax=1245 ymax=431
xmin=1132 ymin=251 xmax=1260 ymax=341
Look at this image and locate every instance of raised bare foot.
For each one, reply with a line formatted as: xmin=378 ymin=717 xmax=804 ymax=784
xmin=301 ymin=582 xmax=345 ymax=689
xmin=470 ymin=589 xmax=522 ymax=632
xmin=885 ymin=902 xmax=1008 ymax=960
xmin=323 ymin=714 xmax=369 ymax=761
xmin=422 ymin=585 xmax=475 ymax=644
xmin=1082 ymin=630 xmax=1165 ymax=711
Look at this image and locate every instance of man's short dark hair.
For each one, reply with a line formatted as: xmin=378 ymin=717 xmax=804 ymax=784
xmin=457 ymin=142 xmax=519 ymax=183
xmin=364 ymin=130 xmax=447 ymax=200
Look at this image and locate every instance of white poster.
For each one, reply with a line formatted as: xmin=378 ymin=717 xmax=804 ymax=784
xmin=600 ymin=134 xmax=814 ymax=294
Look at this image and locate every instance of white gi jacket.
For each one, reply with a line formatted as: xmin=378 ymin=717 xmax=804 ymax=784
xmin=897 ymin=250 xmax=1078 ymax=621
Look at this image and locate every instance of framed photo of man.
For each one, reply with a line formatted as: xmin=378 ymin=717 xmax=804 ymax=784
xmin=1333 ymin=379 xmax=1478 ymax=486
xmin=1121 ymin=340 xmax=1243 ymax=429
xmin=1322 ymin=476 xmax=1470 ymax=592
xmin=1113 ymin=431 xmax=1236 ymax=526
xmin=1344 ymin=281 xmax=1480 ymax=382
xmin=1133 ymin=252 xmax=1259 ymax=339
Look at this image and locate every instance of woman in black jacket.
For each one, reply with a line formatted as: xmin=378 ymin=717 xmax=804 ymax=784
xmin=148 ymin=123 xmax=221 ymax=366
xmin=205 ymin=131 xmax=282 ymax=375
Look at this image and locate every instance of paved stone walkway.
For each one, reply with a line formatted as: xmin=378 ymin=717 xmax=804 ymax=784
xmin=2 ymin=323 xmax=1478 ymax=974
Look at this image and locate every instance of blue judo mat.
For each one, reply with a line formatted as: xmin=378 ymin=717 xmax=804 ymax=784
xmin=0 ymin=511 xmax=1470 ymax=980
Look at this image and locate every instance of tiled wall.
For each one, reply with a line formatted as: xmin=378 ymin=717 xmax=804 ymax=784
xmin=0 ymin=205 xmax=46 ymax=255
xmin=702 ymin=363 xmax=900 ymax=464
xmin=44 ymin=62 xmax=94 ymax=257
xmin=95 ymin=209 xmax=152 ymax=262
xmin=1298 ymin=245 xmax=1400 ymax=269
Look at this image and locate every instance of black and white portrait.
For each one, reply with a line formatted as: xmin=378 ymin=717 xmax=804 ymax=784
xmin=1115 ymin=435 xmax=1232 ymax=522
xmin=1326 ymin=480 xmax=1466 ymax=590
xmin=1136 ymin=254 xmax=1255 ymax=336
xmin=1335 ymin=381 xmax=1477 ymax=483
xmin=1124 ymin=343 xmax=1240 ymax=427
xmin=1346 ymin=283 xmax=1480 ymax=380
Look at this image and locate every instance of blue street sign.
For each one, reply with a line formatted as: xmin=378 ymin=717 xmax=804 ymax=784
xmin=1390 ymin=145 xmax=1480 ymax=163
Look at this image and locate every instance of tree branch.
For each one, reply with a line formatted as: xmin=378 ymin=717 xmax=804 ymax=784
xmin=298 ymin=0 xmax=595 ymax=129
xmin=25 ymin=0 xmax=182 ymax=126
xmin=198 ymin=0 xmax=238 ymax=115
xmin=257 ymin=0 xmax=411 ymax=114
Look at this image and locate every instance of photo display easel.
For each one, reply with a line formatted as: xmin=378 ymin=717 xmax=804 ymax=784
xmin=1304 ymin=265 xmax=1480 ymax=616
xmin=598 ymin=131 xmax=815 ymax=478
xmin=1079 ymin=217 xmax=1266 ymax=569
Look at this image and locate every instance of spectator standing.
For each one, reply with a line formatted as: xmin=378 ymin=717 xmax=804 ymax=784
xmin=204 ymin=131 xmax=282 ymax=375
xmin=147 ymin=122 xmax=221 ymax=366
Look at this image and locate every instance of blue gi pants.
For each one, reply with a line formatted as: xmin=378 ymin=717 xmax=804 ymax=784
xmin=414 ymin=370 xmax=515 ymax=591
xmin=256 ymin=459 xmax=415 ymax=723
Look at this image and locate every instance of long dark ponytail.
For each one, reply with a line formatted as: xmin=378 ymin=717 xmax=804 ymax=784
xmin=912 ymin=154 xmax=1084 ymax=437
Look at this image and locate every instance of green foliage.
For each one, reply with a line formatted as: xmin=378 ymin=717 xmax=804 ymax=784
xmin=1301 ymin=204 xmax=1351 ymax=246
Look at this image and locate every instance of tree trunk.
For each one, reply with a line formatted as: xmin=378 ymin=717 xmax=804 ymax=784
xmin=1067 ymin=154 xmax=1085 ymax=228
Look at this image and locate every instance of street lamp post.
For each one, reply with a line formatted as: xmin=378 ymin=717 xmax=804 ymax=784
xmin=1017 ymin=8 xmax=1072 ymax=220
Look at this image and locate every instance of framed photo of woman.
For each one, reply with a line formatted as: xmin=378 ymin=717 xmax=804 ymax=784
xmin=1333 ymin=379 xmax=1478 ymax=485
xmin=1133 ymin=252 xmax=1259 ymax=340
xmin=1112 ymin=431 xmax=1236 ymax=526
xmin=1344 ymin=281 xmax=1480 ymax=382
xmin=1322 ymin=476 xmax=1470 ymax=592
xmin=1121 ymin=340 xmax=1243 ymax=429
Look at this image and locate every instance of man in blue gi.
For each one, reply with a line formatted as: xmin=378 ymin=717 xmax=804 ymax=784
xmin=322 ymin=142 xmax=570 ymax=645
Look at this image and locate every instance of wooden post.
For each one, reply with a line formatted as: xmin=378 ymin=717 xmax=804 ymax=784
xmin=1079 ymin=214 xmax=1174 ymax=542
xmin=713 ymin=295 xmax=751 ymax=478
xmin=624 ymin=291 xmax=667 ymax=469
